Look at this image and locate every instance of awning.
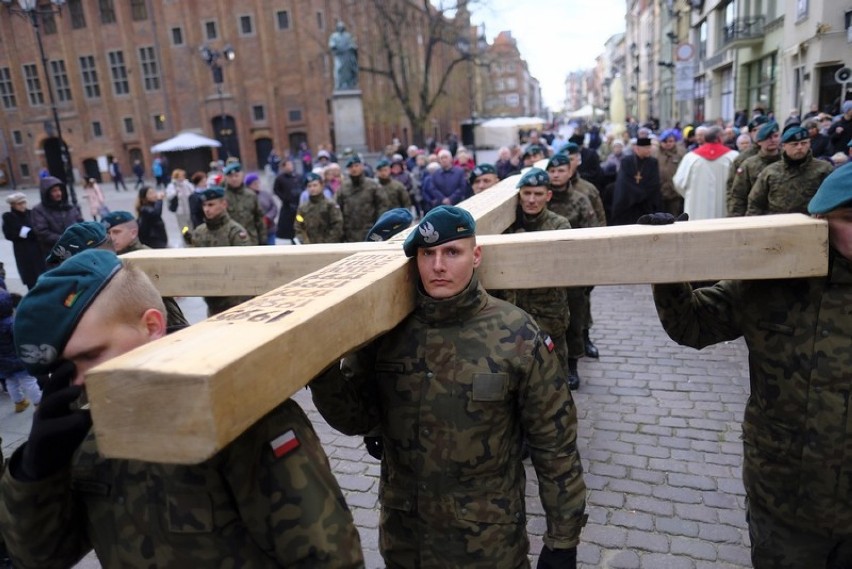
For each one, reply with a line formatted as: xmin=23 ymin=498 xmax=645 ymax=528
xmin=151 ymin=132 xmax=222 ymax=153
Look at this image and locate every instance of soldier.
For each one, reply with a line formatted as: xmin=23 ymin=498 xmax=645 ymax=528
xmin=563 ymin=143 xmax=607 ymax=225
xmin=101 ymin=210 xmax=189 ymax=328
xmin=509 ymin=168 xmax=577 ymax=390
xmin=469 ymin=163 xmax=499 ymax=194
xmin=294 ymin=173 xmax=343 ymax=244
xmin=0 ymin=249 xmax=363 ymax=568
xmin=746 ymin=125 xmax=833 ymax=216
xmin=522 ymin=144 xmax=546 ymax=168
xmin=727 ymin=121 xmax=781 ymax=217
xmin=657 ymin=129 xmax=686 ymax=216
xmin=223 ymin=161 xmax=267 ymax=246
xmin=310 ymin=205 xmax=586 ymax=569
xmin=44 ymin=221 xmax=112 ymax=268
xmin=725 ymin=116 xmax=768 ymax=199
xmin=337 ymin=156 xmax=389 ymax=242
xmin=374 ymin=158 xmax=411 ymax=212
xmin=185 ymin=186 xmax=252 ymax=316
xmin=649 ymin=165 xmax=852 ymax=568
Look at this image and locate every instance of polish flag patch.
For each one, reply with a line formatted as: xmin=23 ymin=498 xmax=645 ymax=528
xmin=544 ymin=335 xmax=555 ymax=353
xmin=270 ymin=430 xmax=300 ymax=458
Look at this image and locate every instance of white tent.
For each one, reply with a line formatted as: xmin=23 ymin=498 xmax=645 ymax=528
xmin=474 ymin=116 xmax=546 ymax=149
xmin=150 ymin=132 xmax=221 ymax=153
xmin=566 ymin=104 xmax=606 ymax=119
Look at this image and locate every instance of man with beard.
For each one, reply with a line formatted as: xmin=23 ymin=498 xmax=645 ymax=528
xmin=728 ymin=122 xmax=781 ymax=217
xmin=31 ymin=176 xmax=83 ymax=257
xmin=610 ymin=137 xmax=662 ymax=225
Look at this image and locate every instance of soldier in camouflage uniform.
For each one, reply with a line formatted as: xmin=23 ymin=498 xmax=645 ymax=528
xmin=185 ymin=186 xmax=253 ymax=316
xmin=311 ymin=206 xmax=587 ymax=569
xmin=727 ymin=121 xmax=781 ymax=217
xmin=746 ymin=125 xmax=833 ymax=216
xmin=337 ymin=156 xmax=389 ymax=242
xmin=0 ymin=249 xmax=364 ymax=569
xmin=657 ymin=130 xmax=686 ymax=216
xmin=651 ymin=165 xmax=852 ymax=568
xmin=375 ymin=158 xmax=412 ymax=213
xmin=294 ymin=173 xmax=343 ymax=244
xmin=101 ymin=210 xmax=188 ymax=328
xmin=223 ymin=161 xmax=267 ymax=245
xmin=563 ymin=143 xmax=607 ymax=225
xmin=725 ymin=115 xmax=767 ymax=199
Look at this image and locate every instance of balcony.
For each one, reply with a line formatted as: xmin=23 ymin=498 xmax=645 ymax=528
xmin=721 ymin=16 xmax=766 ymax=48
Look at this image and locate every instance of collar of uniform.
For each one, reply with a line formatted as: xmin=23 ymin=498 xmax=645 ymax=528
xmin=828 ymin=251 xmax=852 ymax=285
xmin=415 ymin=272 xmax=486 ymax=325
xmin=308 ymin=193 xmax=326 ymax=203
xmin=782 ymin=149 xmax=812 ymax=168
xmin=204 ymin=212 xmax=229 ymax=229
xmin=520 ymin=208 xmax=548 ymax=231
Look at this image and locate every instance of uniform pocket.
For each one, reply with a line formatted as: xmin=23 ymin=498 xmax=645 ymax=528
xmin=166 ymin=492 xmax=214 ymax=533
xmin=454 ymin=494 xmax=523 ymax=524
xmin=756 ymin=321 xmax=795 ymax=335
xmin=472 ymin=373 xmax=508 ymax=402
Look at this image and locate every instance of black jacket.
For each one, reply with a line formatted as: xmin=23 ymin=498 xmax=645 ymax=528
xmin=2 ymin=208 xmax=46 ymax=289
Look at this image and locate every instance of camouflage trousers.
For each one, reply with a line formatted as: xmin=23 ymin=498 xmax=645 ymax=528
xmin=565 ymin=288 xmax=587 ymax=359
xmin=747 ymin=498 xmax=852 ymax=569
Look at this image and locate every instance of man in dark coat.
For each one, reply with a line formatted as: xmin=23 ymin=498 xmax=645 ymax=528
xmin=273 ymin=159 xmax=302 ymax=243
xmin=1 ymin=193 xmax=45 ymax=289
xmin=569 ymin=133 xmax=604 ymax=191
xmin=828 ymin=101 xmax=852 ymax=155
xmin=610 ymin=137 xmax=662 ymax=225
xmin=30 ymin=176 xmax=83 ymax=257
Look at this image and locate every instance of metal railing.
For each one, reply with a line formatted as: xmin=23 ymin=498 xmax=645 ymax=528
xmin=722 ymin=16 xmax=766 ymax=46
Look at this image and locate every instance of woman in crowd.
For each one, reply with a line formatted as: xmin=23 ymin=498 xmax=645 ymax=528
xmin=135 ymin=186 xmax=168 ymax=248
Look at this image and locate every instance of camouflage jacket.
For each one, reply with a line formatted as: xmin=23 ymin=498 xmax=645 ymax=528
xmin=378 ymin=178 xmax=412 ymax=212
xmin=652 ymin=254 xmax=852 ymax=535
xmin=727 ymin=152 xmax=780 ymax=217
xmin=0 ymin=400 xmax=364 ymax=568
xmin=118 ymin=239 xmax=188 ymax=328
xmin=311 ymin=276 xmax=586 ymax=567
xmin=568 ymin=175 xmax=607 ymax=226
xmin=294 ymin=194 xmax=344 ymax=244
xmin=548 ymin=185 xmax=599 ymax=229
xmin=658 ymin=146 xmax=686 ymax=202
xmin=511 ymin=209 xmax=572 ymax=337
xmin=226 ymin=184 xmax=267 ymax=245
xmin=191 ymin=213 xmax=252 ymax=315
xmin=745 ymin=151 xmax=832 ymax=216
xmin=337 ymin=176 xmax=389 ymax=242
xmin=725 ymin=145 xmax=758 ymax=197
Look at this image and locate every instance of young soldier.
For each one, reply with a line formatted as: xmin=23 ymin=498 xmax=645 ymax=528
xmin=223 ymin=161 xmax=267 ymax=245
xmin=727 ymin=121 xmax=781 ymax=217
xmin=294 ymin=172 xmax=344 ymax=244
xmin=0 ymin=249 xmax=363 ymax=568
xmin=374 ymin=158 xmax=411 ymax=212
xmin=337 ymin=156 xmax=389 ymax=242
xmin=469 ymin=163 xmax=499 ymax=194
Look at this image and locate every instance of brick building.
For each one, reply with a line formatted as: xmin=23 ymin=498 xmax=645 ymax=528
xmin=482 ymin=31 xmax=543 ymax=118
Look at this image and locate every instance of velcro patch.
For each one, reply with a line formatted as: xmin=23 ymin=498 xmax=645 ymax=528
xmin=544 ymin=335 xmax=555 ymax=353
xmin=270 ymin=429 xmax=300 ymax=458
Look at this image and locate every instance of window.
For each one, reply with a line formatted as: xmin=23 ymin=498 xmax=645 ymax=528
xmin=50 ymin=60 xmax=72 ymax=103
xmin=69 ymin=0 xmax=86 ymax=29
xmin=99 ymin=0 xmax=116 ymax=24
xmin=720 ymin=66 xmax=734 ymax=122
xmin=20 ymin=164 xmax=30 ymax=178
xmin=138 ymin=47 xmax=161 ymax=91
xmin=92 ymin=121 xmax=103 ymax=137
xmin=22 ymin=64 xmax=43 ymax=106
xmin=494 ymin=78 xmax=504 ymax=91
xmin=288 ymin=109 xmax=302 ymax=122
xmin=796 ymin=0 xmax=808 ymax=21
xmin=123 ymin=117 xmax=135 ymax=134
xmin=506 ymin=77 xmax=517 ymax=90
xmin=698 ymin=20 xmax=707 ymax=60
xmin=130 ymin=0 xmax=148 ymax=21
xmin=277 ymin=10 xmax=290 ymax=30
xmin=506 ymin=94 xmax=520 ymax=107
xmin=0 ymin=67 xmax=16 ymax=109
xmin=252 ymin=104 xmax=265 ymax=121
xmin=747 ymin=52 xmax=777 ymax=112
xmin=316 ymin=11 xmax=324 ymax=30
xmin=171 ymin=27 xmax=184 ymax=46
xmin=693 ymin=75 xmax=707 ymax=123
xmin=239 ymin=14 xmax=254 ymax=36
xmin=108 ymin=51 xmax=130 ymax=96
xmin=12 ymin=130 xmax=22 ymax=145
xmin=153 ymin=114 xmax=166 ymax=131
xmin=79 ymin=56 xmax=100 ymax=98
xmin=204 ymin=20 xmax=218 ymax=40
xmin=41 ymin=11 xmax=57 ymax=34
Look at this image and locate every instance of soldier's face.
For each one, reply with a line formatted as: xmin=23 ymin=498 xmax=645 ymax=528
xmin=307 ymin=180 xmax=324 ymax=196
xmin=108 ymin=222 xmax=138 ymax=252
xmin=472 ymin=173 xmax=498 ymax=194
xmin=547 ymin=164 xmax=570 ymax=186
xmin=416 ymin=238 xmax=481 ymax=299
xmin=203 ymin=198 xmax=228 ymax=219
xmin=783 ymin=139 xmax=810 ymax=160
xmin=348 ymin=163 xmax=363 ymax=177
xmin=825 ymin=208 xmax=852 ymax=261
xmin=376 ymin=166 xmax=391 ymax=180
xmin=226 ymin=170 xmax=244 ymax=187
xmin=519 ymin=186 xmax=552 ymax=216
xmin=759 ymin=132 xmax=780 ymax=153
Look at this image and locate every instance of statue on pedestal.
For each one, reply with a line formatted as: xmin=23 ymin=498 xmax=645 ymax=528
xmin=329 ymin=21 xmax=359 ymax=91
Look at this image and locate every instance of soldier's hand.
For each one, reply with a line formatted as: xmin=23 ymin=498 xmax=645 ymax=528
xmin=15 ymin=361 xmax=91 ymax=481
xmin=636 ymin=212 xmax=689 ymax=225
xmin=181 ymin=226 xmax=192 ymax=245
xmin=537 ymin=545 xmax=577 ymax=569
xmin=364 ymin=436 xmax=383 ymax=460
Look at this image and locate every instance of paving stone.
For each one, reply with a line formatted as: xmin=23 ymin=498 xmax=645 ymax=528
xmin=667 ymin=473 xmax=717 ymax=491
xmin=610 ymin=510 xmax=655 ymax=530
xmin=583 ymin=523 xmax=628 ymax=548
xmin=698 ymin=521 xmax=743 ymax=543
xmin=626 ymin=529 xmax=669 ymax=552
xmin=671 ymin=535 xmax=718 ymax=560
xmin=655 ymin=517 xmax=700 ymax=537
xmin=639 ymin=553 xmax=696 ymax=569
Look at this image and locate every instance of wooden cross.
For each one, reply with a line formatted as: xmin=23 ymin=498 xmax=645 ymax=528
xmin=86 ymin=170 xmax=829 ymax=464
xmin=634 ymin=172 xmax=642 ymax=184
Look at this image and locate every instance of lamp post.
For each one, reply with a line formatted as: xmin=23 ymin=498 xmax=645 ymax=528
xmin=2 ymin=0 xmax=77 ymax=205
xmin=199 ymin=44 xmax=236 ymax=160
xmin=456 ymin=34 xmax=478 ymax=163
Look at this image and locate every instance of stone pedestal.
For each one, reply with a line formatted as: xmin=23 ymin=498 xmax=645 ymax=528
xmin=331 ymin=90 xmax=368 ymax=154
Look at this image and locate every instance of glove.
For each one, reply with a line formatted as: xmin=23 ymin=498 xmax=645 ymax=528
xmin=636 ymin=212 xmax=689 ymax=225
xmin=181 ymin=226 xmax=192 ymax=245
xmin=15 ymin=361 xmax=92 ymax=481
xmin=537 ymin=546 xmax=577 ymax=569
xmin=364 ymin=436 xmax=383 ymax=460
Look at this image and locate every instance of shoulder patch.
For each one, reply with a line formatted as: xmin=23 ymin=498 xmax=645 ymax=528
xmin=296 ymin=214 xmax=304 ymax=223
xmin=238 ymin=230 xmax=248 ymax=239
xmin=543 ymin=335 xmax=555 ymax=353
xmin=270 ymin=429 xmax=300 ymax=458
xmin=736 ymin=168 xmax=743 ymax=174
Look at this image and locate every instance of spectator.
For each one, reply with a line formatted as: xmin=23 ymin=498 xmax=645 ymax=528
xmin=31 ymin=176 xmax=83 ymax=257
xmin=82 ymin=178 xmax=108 ymax=221
xmin=1 ymin=194 xmax=45 ymax=289
xmin=135 ymin=186 xmax=168 ymax=249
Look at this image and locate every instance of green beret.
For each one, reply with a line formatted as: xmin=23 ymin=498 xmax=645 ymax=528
xmin=304 ymin=172 xmax=322 ymax=184
xmin=522 ymin=145 xmax=544 ymax=159
xmin=808 ymin=164 xmax=852 ymax=215
xmin=402 ymin=205 xmax=476 ymax=257
xmin=516 ymin=167 xmax=550 ymax=188
xmin=564 ymin=142 xmax=581 ymax=155
xmin=365 ymin=208 xmax=413 ymax=242
xmin=345 ymin=155 xmax=362 ymax=168
xmin=748 ymin=115 xmax=769 ymax=130
xmin=781 ymin=125 xmax=808 ymax=143
xmin=223 ymin=162 xmax=242 ymax=175
xmin=100 ymin=210 xmax=135 ymax=229
xmin=375 ymin=158 xmax=391 ymax=170
xmin=546 ymin=153 xmax=570 ymax=169
xmin=201 ymin=185 xmax=226 ymax=201
xmin=46 ymin=222 xmax=109 ymax=265
xmin=469 ymin=163 xmax=497 ymax=184
xmin=15 ymin=250 xmax=122 ymax=375
xmin=755 ymin=121 xmax=779 ymax=142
